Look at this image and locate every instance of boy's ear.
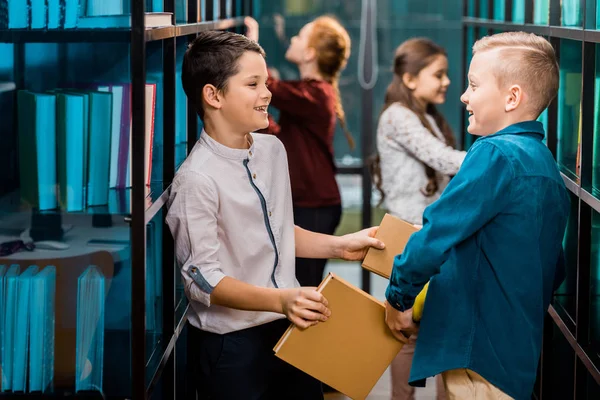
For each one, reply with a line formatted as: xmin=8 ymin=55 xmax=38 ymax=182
xmin=505 ymin=84 xmax=523 ymax=112
xmin=402 ymin=73 xmax=417 ymax=91
xmin=202 ymin=84 xmax=223 ymax=110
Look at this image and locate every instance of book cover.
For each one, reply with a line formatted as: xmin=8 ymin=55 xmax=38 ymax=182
xmin=86 ymin=91 xmax=112 ymax=207
xmin=75 ymin=265 xmax=105 ymax=393
xmin=273 ymin=273 xmax=404 ymax=400
xmin=362 ymin=213 xmax=419 ymax=279
xmin=12 ymin=265 xmax=40 ymax=392
xmin=29 ymin=266 xmax=56 ymax=393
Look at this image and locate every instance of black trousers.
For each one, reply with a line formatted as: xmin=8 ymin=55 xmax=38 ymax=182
xmin=188 ymin=319 xmax=323 ymax=400
xmin=293 ymin=205 xmax=342 ymax=287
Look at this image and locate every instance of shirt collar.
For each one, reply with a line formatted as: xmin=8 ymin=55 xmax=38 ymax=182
xmin=199 ymin=129 xmax=255 ymax=160
xmin=485 ymin=120 xmax=545 ymax=140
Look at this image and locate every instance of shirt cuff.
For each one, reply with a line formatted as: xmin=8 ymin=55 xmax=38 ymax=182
xmin=185 ymin=264 xmax=226 ymax=307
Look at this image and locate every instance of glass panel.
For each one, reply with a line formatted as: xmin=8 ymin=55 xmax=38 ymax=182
xmin=147 ymin=41 xmax=164 ymax=191
xmin=585 ymin=365 xmax=600 ymax=399
xmin=590 ymin=209 xmax=600 ymax=362
xmin=562 ymin=0 xmax=583 ymax=27
xmin=0 ymin=41 xmax=134 ymax=397
xmin=546 ymin=323 xmax=575 ymax=398
xmin=467 ymin=0 xmax=476 ymax=18
xmin=557 ymin=39 xmax=582 ymax=178
xmin=592 ymin=45 xmax=600 ymax=196
xmin=534 ymin=0 xmax=550 ymax=25
xmin=553 ymin=191 xmax=578 ymax=327
xmin=145 ymin=209 xmax=164 ymax=369
xmin=493 ymin=0 xmax=505 ymax=21
xmin=512 ymin=0 xmax=525 ymax=23
xmin=538 ymin=108 xmax=548 ymax=145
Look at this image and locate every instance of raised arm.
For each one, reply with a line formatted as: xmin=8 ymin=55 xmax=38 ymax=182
xmin=379 ymin=104 xmax=466 ymax=175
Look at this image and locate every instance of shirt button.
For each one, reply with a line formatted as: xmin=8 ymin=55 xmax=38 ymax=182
xmin=249 ymin=151 xmax=253 ymax=156
xmin=190 ymin=267 xmax=197 ymax=273
xmin=253 ymin=173 xmax=257 ymax=179
xmin=269 ymin=211 xmax=272 ymax=217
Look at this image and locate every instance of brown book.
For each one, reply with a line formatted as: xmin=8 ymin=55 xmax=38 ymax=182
xmin=362 ymin=213 xmax=419 ymax=279
xmin=273 ymin=273 xmax=403 ymax=400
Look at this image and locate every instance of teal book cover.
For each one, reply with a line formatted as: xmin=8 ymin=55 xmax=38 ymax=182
xmin=87 ymin=91 xmax=112 ymax=207
xmin=18 ymin=91 xmax=58 ymax=211
xmin=1 ymin=265 xmax=20 ymax=392
xmin=29 ymin=266 xmax=56 ymax=393
xmin=534 ymin=0 xmax=549 ymax=24
xmin=12 ymin=265 xmax=40 ymax=392
xmin=75 ymin=266 xmax=105 ymax=393
xmin=57 ymin=92 xmax=86 ymax=212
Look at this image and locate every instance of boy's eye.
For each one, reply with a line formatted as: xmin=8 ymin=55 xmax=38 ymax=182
xmin=249 ymin=82 xmax=257 ymax=87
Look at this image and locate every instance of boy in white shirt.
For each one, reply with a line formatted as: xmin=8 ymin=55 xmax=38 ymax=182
xmin=167 ymin=30 xmax=384 ymax=399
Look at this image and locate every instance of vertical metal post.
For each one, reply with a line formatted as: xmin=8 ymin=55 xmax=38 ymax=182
xmin=547 ymin=37 xmax=560 ymax=159
xmin=525 ymin=0 xmax=534 ymax=24
xmin=131 ymin=0 xmax=147 ymax=397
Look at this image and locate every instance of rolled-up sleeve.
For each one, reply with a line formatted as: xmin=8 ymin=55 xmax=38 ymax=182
xmin=385 ymin=142 xmax=514 ymax=311
xmin=166 ymin=172 xmax=226 ymax=307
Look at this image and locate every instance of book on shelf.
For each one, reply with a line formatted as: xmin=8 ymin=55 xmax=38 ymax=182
xmin=87 ymin=91 xmax=112 ymax=207
xmin=56 ymin=92 xmax=86 ymax=212
xmin=0 ymin=265 xmax=6 ymax=391
xmin=75 ymin=265 xmax=105 ymax=393
xmin=18 ymin=91 xmax=58 ymax=211
xmin=30 ymin=0 xmax=46 ymax=29
xmin=97 ymin=85 xmax=124 ymax=189
xmin=12 ymin=265 xmax=40 ymax=392
xmin=361 ymin=213 xmax=419 ymax=279
xmin=0 ymin=0 xmax=29 ymax=29
xmin=1 ymin=264 xmax=20 ymax=392
xmin=83 ymin=0 xmax=123 ymax=16
xmin=29 ymin=266 xmax=56 ymax=393
xmin=76 ymin=12 xmax=173 ymax=29
xmin=273 ymin=273 xmax=404 ymax=400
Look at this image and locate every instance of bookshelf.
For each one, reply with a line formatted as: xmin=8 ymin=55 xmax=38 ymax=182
xmin=0 ymin=0 xmax=251 ymax=399
xmin=462 ymin=0 xmax=600 ymax=398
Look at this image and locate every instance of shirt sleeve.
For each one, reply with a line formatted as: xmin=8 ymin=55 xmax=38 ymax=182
xmin=267 ymin=75 xmax=328 ymax=120
xmin=385 ymin=141 xmax=514 ymax=311
xmin=379 ymin=105 xmax=466 ymax=175
xmin=165 ymin=172 xmax=226 ymax=307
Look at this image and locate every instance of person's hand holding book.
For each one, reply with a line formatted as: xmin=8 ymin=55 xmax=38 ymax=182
xmin=335 ymin=226 xmax=385 ymax=261
xmin=279 ymin=288 xmax=331 ymax=330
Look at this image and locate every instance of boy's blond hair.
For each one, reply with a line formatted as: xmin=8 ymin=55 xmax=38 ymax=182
xmin=473 ymin=32 xmax=559 ymax=117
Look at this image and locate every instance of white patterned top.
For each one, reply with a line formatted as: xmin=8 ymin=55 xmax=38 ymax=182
xmin=376 ymin=103 xmax=466 ymax=225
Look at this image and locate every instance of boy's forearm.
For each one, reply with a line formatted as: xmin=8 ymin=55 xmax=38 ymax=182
xmin=210 ymin=276 xmax=283 ymax=314
xmin=294 ymin=225 xmax=342 ymax=259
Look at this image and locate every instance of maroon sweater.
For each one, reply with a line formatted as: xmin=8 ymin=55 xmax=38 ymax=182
xmin=261 ymin=75 xmax=341 ymax=208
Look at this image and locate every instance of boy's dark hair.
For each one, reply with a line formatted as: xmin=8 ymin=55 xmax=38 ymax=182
xmin=182 ymin=30 xmax=266 ymax=121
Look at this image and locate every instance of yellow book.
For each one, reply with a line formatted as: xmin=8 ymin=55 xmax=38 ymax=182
xmin=362 ymin=213 xmax=419 ymax=279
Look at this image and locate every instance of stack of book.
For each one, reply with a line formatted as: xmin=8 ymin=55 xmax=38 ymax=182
xmin=18 ymin=82 xmax=156 ymax=212
xmin=0 ymin=263 xmax=107 ymax=394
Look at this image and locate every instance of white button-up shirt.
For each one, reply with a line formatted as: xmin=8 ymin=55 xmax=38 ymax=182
xmin=166 ymin=131 xmax=298 ymax=334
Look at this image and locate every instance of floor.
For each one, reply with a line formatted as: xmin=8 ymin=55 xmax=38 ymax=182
xmin=322 ymin=262 xmax=439 ymax=400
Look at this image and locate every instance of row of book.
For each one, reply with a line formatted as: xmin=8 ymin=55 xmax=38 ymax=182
xmin=0 ymin=264 xmax=105 ymax=393
xmin=19 ymin=83 xmax=155 ymax=212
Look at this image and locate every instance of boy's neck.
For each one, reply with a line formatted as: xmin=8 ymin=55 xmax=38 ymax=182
xmin=203 ymin=119 xmax=250 ymax=149
xmin=297 ymin=62 xmax=325 ymax=81
xmin=484 ymin=113 xmax=539 ymax=136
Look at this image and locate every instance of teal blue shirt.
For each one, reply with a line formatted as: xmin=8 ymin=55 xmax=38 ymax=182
xmin=385 ymin=121 xmax=570 ymax=399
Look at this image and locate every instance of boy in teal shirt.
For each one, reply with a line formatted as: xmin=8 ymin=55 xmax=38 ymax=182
xmin=384 ymin=32 xmax=570 ymax=399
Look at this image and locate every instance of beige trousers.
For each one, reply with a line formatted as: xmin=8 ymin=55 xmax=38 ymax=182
xmin=441 ymin=369 xmax=513 ymax=400
xmin=391 ymin=335 xmax=447 ymax=400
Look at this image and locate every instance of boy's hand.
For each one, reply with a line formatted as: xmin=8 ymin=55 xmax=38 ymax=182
xmin=337 ymin=227 xmax=385 ymax=261
xmin=279 ymin=288 xmax=331 ymax=330
xmin=244 ymin=17 xmax=259 ymax=42
xmin=384 ymin=301 xmax=419 ymax=343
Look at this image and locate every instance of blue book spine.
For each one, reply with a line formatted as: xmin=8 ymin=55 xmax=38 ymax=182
xmin=47 ymin=0 xmax=60 ymax=29
xmin=57 ymin=93 xmax=85 ymax=211
xmin=512 ymin=0 xmax=525 ymax=23
xmin=87 ymin=92 xmax=112 ymax=207
xmin=35 ymin=94 xmax=58 ymax=211
xmin=12 ymin=265 xmax=40 ymax=392
xmin=0 ymin=265 xmax=5 ymax=390
xmin=30 ymin=0 xmax=47 ymax=29
xmin=1 ymin=265 xmax=20 ymax=392
xmin=29 ymin=266 xmax=56 ymax=393
xmin=534 ymin=0 xmax=549 ymax=25
xmin=63 ymin=0 xmax=77 ymax=28
xmin=8 ymin=0 xmax=29 ymax=29
xmin=213 ymin=0 xmax=218 ymax=19
xmin=75 ymin=266 xmax=105 ymax=393
xmin=562 ymin=0 xmax=581 ymax=26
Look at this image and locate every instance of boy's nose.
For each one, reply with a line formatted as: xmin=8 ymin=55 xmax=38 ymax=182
xmin=460 ymin=91 xmax=468 ymax=104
